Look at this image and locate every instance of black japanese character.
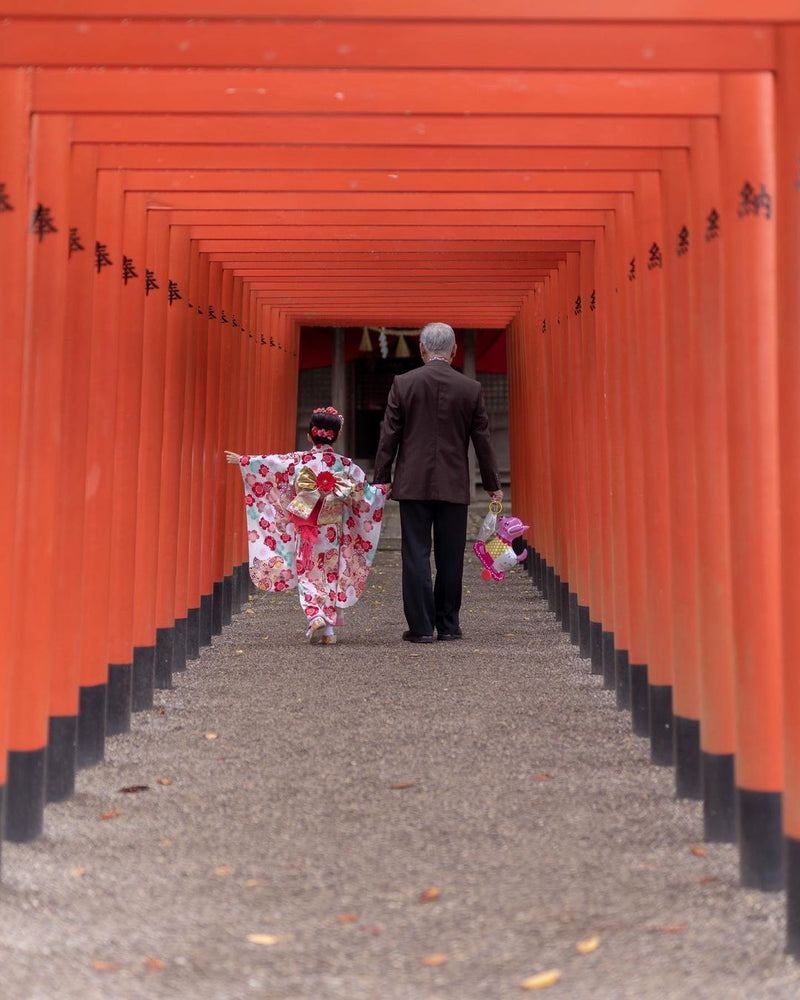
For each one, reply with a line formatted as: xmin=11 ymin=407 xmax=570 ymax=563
xmin=31 ymin=203 xmax=57 ymax=242
xmin=168 ymin=280 xmax=182 ymax=305
xmin=208 ymin=305 xmax=216 ymax=319
xmin=95 ymin=241 xmax=113 ymax=273
xmin=647 ymin=243 xmax=663 ymax=270
xmin=68 ymin=227 xmax=84 ymax=257
xmin=221 ymin=311 xmax=229 ymax=324
xmin=542 ymin=319 xmax=547 ymax=333
xmin=145 ymin=270 xmax=159 ymax=295
xmin=122 ymin=255 xmax=138 ymax=285
xmin=574 ymin=296 xmax=582 ymax=316
xmin=628 ymin=257 xmax=636 ymax=281
xmin=738 ymin=181 xmax=772 ymax=220
xmin=0 ymin=184 xmax=13 ymax=212
xmin=705 ymin=208 xmax=720 ymax=241
xmin=590 ymin=289 xmax=596 ymax=312
xmin=676 ymin=226 xmax=689 ymax=257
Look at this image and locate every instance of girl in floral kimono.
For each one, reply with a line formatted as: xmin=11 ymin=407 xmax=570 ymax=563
xmin=225 ymin=407 xmax=389 ymax=644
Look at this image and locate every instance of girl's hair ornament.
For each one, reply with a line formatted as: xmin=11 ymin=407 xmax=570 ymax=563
xmin=473 ymin=501 xmax=529 ymax=582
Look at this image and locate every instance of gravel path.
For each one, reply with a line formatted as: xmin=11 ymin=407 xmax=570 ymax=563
xmin=1 ymin=507 xmax=799 ymax=999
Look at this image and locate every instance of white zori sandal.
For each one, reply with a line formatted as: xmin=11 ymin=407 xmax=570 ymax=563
xmin=306 ymin=617 xmax=337 ymax=645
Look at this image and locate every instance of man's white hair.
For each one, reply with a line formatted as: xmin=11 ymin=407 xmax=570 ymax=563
xmin=420 ymin=322 xmax=456 ymax=355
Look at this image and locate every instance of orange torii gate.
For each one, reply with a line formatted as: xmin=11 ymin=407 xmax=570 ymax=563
xmin=1 ymin=2 xmax=800 ymax=958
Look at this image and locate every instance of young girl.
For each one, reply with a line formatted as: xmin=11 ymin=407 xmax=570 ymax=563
xmin=225 ymin=407 xmax=389 ymax=644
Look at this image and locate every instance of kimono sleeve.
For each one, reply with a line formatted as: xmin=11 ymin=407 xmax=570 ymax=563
xmin=334 ymin=459 xmax=390 ymax=606
xmin=237 ymin=452 xmax=300 ymax=593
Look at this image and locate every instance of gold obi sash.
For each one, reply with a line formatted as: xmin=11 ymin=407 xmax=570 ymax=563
xmin=287 ymin=465 xmax=357 ymax=524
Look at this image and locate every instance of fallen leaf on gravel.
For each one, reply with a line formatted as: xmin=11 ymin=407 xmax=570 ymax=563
xmin=143 ymin=957 xmax=165 ymax=971
xmin=418 ymin=887 xmax=440 ymax=903
xmin=159 ymin=838 xmax=172 ymax=848
xmin=690 ymin=846 xmax=706 ymax=858
xmin=536 ymin=773 xmax=554 ymax=781
xmin=390 ymin=782 xmax=415 ymax=790
xmin=245 ymin=608 xmax=255 ymax=614
xmin=246 ymin=933 xmax=282 ymax=946
xmin=242 ymin=879 xmax=260 ymax=887
xmin=157 ymin=777 xmax=173 ymax=786
xmin=71 ymin=867 xmax=87 ymax=878
xmin=576 ymin=936 xmax=600 ymax=954
xmin=652 ymin=924 xmax=688 ymax=934
xmin=235 ymin=649 xmax=244 ymax=654
xmin=119 ymin=785 xmax=150 ymax=794
xmin=92 ymin=960 xmax=121 ymax=972
xmin=502 ymin=632 xmax=515 ymax=637
xmin=204 ymin=732 xmax=219 ymax=740
xmin=521 ymin=969 xmax=562 ymax=989
xmin=698 ymin=876 xmax=718 ymax=884
xmin=158 ymin=709 xmax=166 ymax=715
xmin=408 ymin=653 xmax=423 ymax=658
xmin=214 ymin=866 xmax=232 ymax=877
xmin=98 ymin=809 xmax=122 ymax=821
xmin=336 ymin=913 xmax=359 ymax=923
xmin=420 ymin=954 xmax=450 ymax=967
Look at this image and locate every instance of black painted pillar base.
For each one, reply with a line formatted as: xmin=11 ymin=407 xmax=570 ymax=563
xmin=649 ymin=684 xmax=674 ymax=766
xmin=212 ymin=581 xmax=224 ymax=635
xmin=231 ymin=567 xmax=242 ymax=616
xmin=702 ymin=751 xmax=736 ymax=842
xmin=540 ymin=558 xmax=548 ymax=598
xmin=132 ymin=645 xmax=155 ymax=712
xmin=106 ymin=663 xmax=132 ymax=736
xmin=551 ymin=574 xmax=560 ymax=615
xmin=786 ymin=837 xmax=800 ymax=956
xmin=222 ymin=574 xmax=233 ymax=626
xmin=155 ymin=626 xmax=174 ymax=690
xmin=578 ymin=606 xmax=591 ymax=659
xmin=532 ymin=552 xmax=542 ymax=590
xmin=240 ymin=560 xmax=252 ymax=604
xmin=4 ymin=748 xmax=46 ymax=842
xmin=187 ymin=607 xmax=201 ymax=660
xmin=199 ymin=593 xmax=213 ymax=647
xmin=601 ymin=630 xmax=615 ymax=691
xmin=738 ymin=788 xmax=784 ymax=891
xmin=615 ymin=649 xmax=631 ymax=711
xmin=568 ymin=592 xmax=580 ymax=644
xmin=0 ymin=784 xmax=4 ymax=870
xmin=630 ymin=663 xmax=649 ymax=737
xmin=172 ymin=617 xmax=187 ymax=674
xmin=589 ymin=621 xmax=603 ymax=675
xmin=560 ymin=582 xmax=570 ymax=633
xmin=674 ymin=716 xmax=702 ymax=800
xmin=77 ymin=684 xmax=106 ymax=769
xmin=46 ymin=716 xmax=77 ymax=803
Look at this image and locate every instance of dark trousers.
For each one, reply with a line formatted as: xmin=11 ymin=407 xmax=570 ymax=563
xmin=399 ymin=500 xmax=469 ymax=637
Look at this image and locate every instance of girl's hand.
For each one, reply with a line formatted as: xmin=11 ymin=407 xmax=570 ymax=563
xmin=224 ymin=450 xmax=241 ymax=465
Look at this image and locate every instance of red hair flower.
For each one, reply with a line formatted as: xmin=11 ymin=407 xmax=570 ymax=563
xmin=316 ymin=471 xmax=336 ymax=494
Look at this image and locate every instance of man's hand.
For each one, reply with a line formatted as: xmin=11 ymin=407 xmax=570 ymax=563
xmin=489 ymin=489 xmax=504 ymax=503
xmin=224 ymin=450 xmax=241 ymax=465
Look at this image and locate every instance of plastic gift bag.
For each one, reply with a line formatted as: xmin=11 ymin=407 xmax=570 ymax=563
xmin=473 ymin=501 xmax=529 ymax=582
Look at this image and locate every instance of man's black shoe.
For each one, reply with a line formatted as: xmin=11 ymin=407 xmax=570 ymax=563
xmin=402 ymin=630 xmax=435 ymax=644
xmin=437 ymin=629 xmax=463 ymax=641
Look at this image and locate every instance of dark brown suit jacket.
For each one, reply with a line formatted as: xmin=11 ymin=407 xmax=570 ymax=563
xmin=373 ymin=360 xmax=500 ymax=504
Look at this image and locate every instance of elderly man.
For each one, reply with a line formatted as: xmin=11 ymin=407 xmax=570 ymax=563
xmin=373 ymin=322 xmax=503 ymax=643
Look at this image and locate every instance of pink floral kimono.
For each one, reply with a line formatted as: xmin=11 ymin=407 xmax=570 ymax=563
xmin=237 ymin=445 xmax=388 ymax=628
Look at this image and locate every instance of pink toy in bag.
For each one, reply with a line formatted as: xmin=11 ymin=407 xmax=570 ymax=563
xmin=473 ymin=501 xmax=529 ymax=581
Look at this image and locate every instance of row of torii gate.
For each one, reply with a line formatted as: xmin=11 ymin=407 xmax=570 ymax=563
xmin=2 ymin=0 xmax=800 ymax=957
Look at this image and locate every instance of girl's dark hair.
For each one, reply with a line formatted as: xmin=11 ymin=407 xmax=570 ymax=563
xmin=308 ymin=406 xmax=343 ymax=444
